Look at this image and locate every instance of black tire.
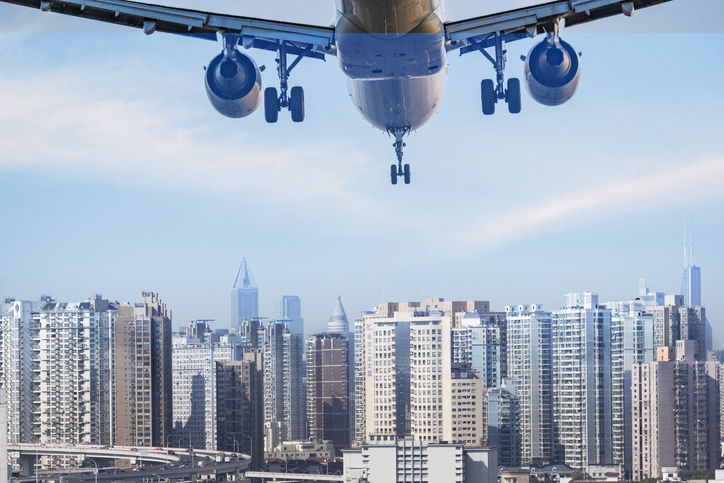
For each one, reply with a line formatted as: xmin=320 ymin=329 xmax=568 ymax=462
xmin=403 ymin=164 xmax=410 ymax=184
xmin=507 ymin=78 xmax=521 ymax=114
xmin=390 ymin=164 xmax=398 ymax=185
xmin=264 ymin=87 xmax=279 ymax=123
xmin=481 ymin=79 xmax=496 ymax=115
xmin=290 ymin=86 xmax=305 ymax=123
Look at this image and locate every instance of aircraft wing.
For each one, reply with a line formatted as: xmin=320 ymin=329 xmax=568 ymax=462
xmin=445 ymin=0 xmax=673 ymax=50
xmin=0 ymin=0 xmax=336 ymax=56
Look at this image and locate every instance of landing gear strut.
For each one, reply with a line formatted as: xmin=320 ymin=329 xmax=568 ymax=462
xmin=388 ymin=127 xmax=411 ymax=185
xmin=475 ymin=32 xmax=521 ymax=115
xmin=264 ymin=40 xmax=309 ymax=123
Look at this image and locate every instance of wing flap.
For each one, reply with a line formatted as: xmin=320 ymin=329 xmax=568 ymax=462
xmin=1 ymin=0 xmax=335 ymax=47
xmin=444 ymin=0 xmax=674 ymax=41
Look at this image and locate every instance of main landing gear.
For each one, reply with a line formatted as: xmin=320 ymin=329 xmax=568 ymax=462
xmin=388 ymin=127 xmax=411 ymax=185
xmin=474 ymin=32 xmax=521 ymax=115
xmin=264 ymin=40 xmax=309 ymax=123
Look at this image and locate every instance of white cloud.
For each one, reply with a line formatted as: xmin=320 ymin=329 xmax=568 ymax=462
xmin=452 ymin=157 xmax=724 ymax=249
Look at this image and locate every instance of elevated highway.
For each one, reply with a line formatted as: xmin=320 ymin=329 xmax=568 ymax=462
xmin=6 ymin=444 xmax=250 ymax=480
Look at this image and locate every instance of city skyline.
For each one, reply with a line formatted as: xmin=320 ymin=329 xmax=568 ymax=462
xmin=1 ymin=1 xmax=723 ymax=347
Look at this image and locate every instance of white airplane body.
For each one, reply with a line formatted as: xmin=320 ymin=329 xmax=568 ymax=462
xmin=0 ymin=0 xmax=673 ymax=184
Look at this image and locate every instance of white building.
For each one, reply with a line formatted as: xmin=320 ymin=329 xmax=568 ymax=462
xmin=606 ymin=299 xmax=655 ymax=472
xmin=261 ymin=320 xmax=306 ymax=441
xmin=343 ymin=437 xmax=498 ymax=483
xmin=171 ymin=340 xmax=242 ymax=449
xmin=505 ymin=304 xmax=552 ymax=465
xmin=551 ymin=293 xmax=612 ymax=469
xmin=451 ymin=312 xmax=503 ymax=391
xmin=0 ymin=299 xmax=42 ymax=444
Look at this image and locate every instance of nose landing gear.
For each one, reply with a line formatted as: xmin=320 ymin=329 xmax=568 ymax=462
xmin=388 ymin=127 xmax=411 ymax=185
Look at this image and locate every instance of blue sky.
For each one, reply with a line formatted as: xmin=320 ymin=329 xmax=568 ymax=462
xmin=1 ymin=1 xmax=723 ymax=345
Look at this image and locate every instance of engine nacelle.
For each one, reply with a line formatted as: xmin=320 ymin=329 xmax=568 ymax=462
xmin=523 ymin=35 xmax=581 ymax=107
xmin=205 ymin=50 xmax=264 ymax=118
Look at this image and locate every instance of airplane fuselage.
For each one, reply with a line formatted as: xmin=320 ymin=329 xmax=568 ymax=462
xmin=333 ymin=0 xmax=447 ymax=132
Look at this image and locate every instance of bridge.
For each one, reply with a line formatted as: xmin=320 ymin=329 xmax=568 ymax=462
xmin=244 ymin=472 xmax=343 ymax=482
xmin=6 ymin=444 xmax=250 ymax=480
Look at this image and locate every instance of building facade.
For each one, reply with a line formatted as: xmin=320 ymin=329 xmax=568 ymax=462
xmin=216 ymin=349 xmax=264 ymax=470
xmin=631 ymin=341 xmax=719 ymax=480
xmin=306 ymin=333 xmax=350 ymax=448
xmin=114 ymin=292 xmax=172 ymax=448
xmin=505 ymin=304 xmax=552 ymax=466
xmin=551 ymin=293 xmax=612 ymax=469
xmin=231 ymin=258 xmax=258 ymax=332
xmin=608 ymin=299 xmax=655 ymax=473
xmin=273 ymin=295 xmax=303 ymax=335
xmin=171 ymin=339 xmax=242 ymax=449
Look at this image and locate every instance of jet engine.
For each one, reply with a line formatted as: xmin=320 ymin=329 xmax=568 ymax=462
xmin=205 ymin=49 xmax=264 ymax=118
xmin=523 ymin=35 xmax=580 ymax=107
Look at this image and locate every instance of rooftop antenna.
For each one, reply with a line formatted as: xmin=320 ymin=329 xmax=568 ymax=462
xmin=691 ymin=215 xmax=695 ymax=266
xmin=683 ymin=215 xmax=688 ymax=267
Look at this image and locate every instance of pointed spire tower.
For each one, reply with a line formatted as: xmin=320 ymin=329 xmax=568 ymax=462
xmin=328 ymin=295 xmax=349 ymax=334
xmin=231 ymin=258 xmax=259 ymax=331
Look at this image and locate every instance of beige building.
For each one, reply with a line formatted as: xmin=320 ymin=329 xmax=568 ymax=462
xmin=444 ymin=364 xmax=484 ymax=447
xmin=114 ymin=292 xmax=173 ymax=448
xmin=265 ymin=440 xmax=335 ymax=459
xmin=631 ymin=340 xmax=719 ymax=480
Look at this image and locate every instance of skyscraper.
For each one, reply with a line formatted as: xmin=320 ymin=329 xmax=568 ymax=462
xmin=171 ymin=334 xmax=243 ymax=450
xmin=114 ymin=292 xmax=172 ymax=448
xmin=231 ymin=258 xmax=258 ymax=331
xmin=452 ymin=312 xmax=504 ymax=391
xmin=306 ymin=333 xmax=350 ymax=448
xmin=631 ymin=341 xmax=719 ymax=480
xmin=608 ymin=299 xmax=655 ymax=472
xmin=273 ymin=295 xmax=303 ymax=335
xmin=551 ymin=293 xmax=612 ymax=469
xmin=261 ymin=321 xmax=306 ymax=442
xmin=680 ymin=220 xmax=701 ymax=307
xmin=328 ymin=296 xmax=349 ymax=334
xmin=505 ymin=304 xmax=553 ymax=466
xmin=216 ymin=349 xmax=264 ymax=470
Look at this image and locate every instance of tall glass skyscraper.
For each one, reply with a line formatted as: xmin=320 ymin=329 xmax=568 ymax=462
xmin=231 ymin=258 xmax=258 ymax=331
xmin=273 ymin=295 xmax=303 ymax=335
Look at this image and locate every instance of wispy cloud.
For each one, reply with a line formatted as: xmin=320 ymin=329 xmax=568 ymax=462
xmin=451 ymin=157 xmax=724 ymax=249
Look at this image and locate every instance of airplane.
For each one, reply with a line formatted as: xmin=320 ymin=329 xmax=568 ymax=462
xmin=0 ymin=0 xmax=673 ymax=185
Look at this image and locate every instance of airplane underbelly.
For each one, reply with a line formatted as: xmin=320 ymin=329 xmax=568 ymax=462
xmin=348 ymin=68 xmax=446 ymax=132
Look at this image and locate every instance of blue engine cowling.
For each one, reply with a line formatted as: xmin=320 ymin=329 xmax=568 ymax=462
xmin=205 ymin=50 xmax=264 ymax=118
xmin=523 ymin=35 xmax=581 ymax=107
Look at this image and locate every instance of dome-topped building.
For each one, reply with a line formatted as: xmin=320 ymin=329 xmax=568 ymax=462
xmin=328 ymin=296 xmax=349 ymax=334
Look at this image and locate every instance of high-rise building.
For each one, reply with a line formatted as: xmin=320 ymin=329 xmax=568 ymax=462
xmin=273 ymin=295 xmax=303 ymax=335
xmin=171 ymin=337 xmax=243 ymax=449
xmin=0 ymin=299 xmax=41 ymax=444
xmin=631 ymin=341 xmax=719 ymax=480
xmin=680 ymin=223 xmax=701 ymax=307
xmin=216 ymin=349 xmax=264 ymax=471
xmin=114 ymin=292 xmax=172 ymax=448
xmin=505 ymin=304 xmax=552 ymax=466
xmin=306 ymin=333 xmax=350 ymax=448
xmin=647 ymin=296 xmax=707 ymax=361
xmin=607 ymin=299 xmax=655 ymax=473
xmin=452 ymin=312 xmax=504 ymax=391
xmin=445 ymin=363 xmax=485 ymax=447
xmin=353 ymin=316 xmax=367 ymax=445
xmin=486 ymin=378 xmax=520 ymax=466
xmin=231 ymin=258 xmax=258 ymax=331
xmin=261 ymin=321 xmax=306 ymax=442
xmin=35 ymin=296 xmax=116 ymax=452
xmin=551 ymin=293 xmax=612 ymax=469
xmin=328 ymin=296 xmax=350 ymax=334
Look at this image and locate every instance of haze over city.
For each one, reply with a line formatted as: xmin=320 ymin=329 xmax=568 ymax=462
xmin=1 ymin=0 xmax=723 ymax=347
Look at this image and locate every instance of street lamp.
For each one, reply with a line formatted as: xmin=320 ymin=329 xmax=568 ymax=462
xmin=166 ymin=435 xmax=173 ymax=448
xmin=87 ymin=457 xmax=98 ymax=483
xmin=232 ymin=435 xmax=238 ymax=454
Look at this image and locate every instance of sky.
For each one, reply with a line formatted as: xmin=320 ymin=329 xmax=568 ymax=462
xmin=1 ymin=0 xmax=723 ymax=345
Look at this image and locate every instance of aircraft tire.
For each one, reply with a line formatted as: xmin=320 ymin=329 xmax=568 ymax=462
xmin=264 ymin=87 xmax=279 ymax=123
xmin=390 ymin=165 xmax=398 ymax=185
xmin=290 ymin=86 xmax=305 ymax=122
xmin=403 ymin=164 xmax=410 ymax=184
xmin=481 ymin=79 xmax=496 ymax=115
xmin=507 ymin=78 xmax=521 ymax=114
